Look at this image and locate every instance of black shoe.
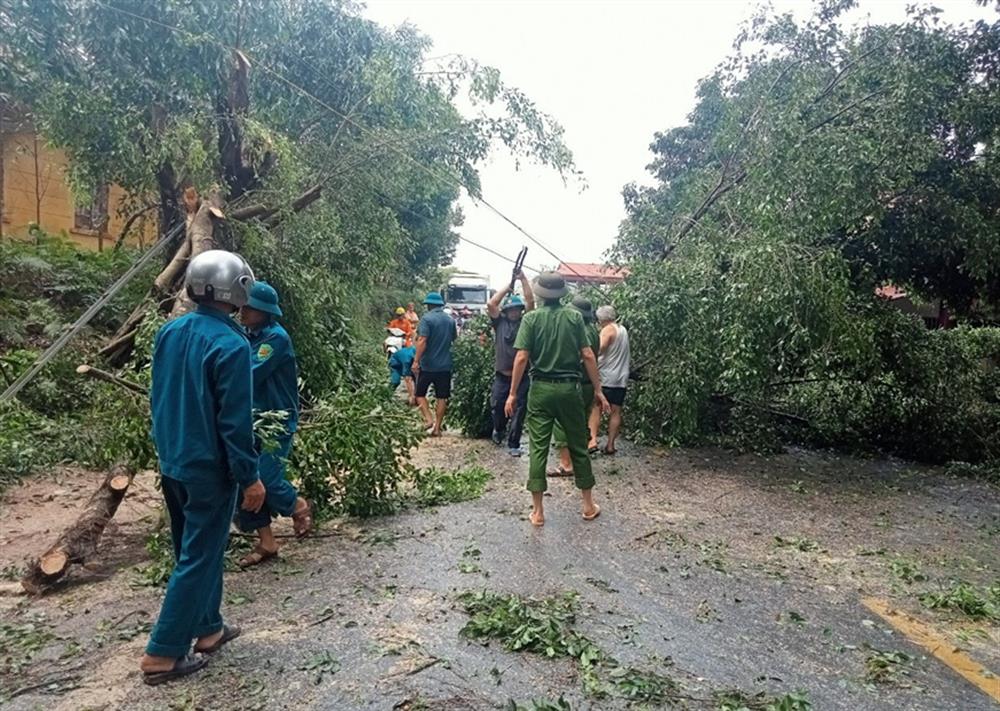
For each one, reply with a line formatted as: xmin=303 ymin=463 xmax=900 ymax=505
xmin=491 ymin=430 xmax=504 ymax=445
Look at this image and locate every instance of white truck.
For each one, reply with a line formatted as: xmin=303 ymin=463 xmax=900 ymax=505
xmin=444 ymin=272 xmax=491 ymax=314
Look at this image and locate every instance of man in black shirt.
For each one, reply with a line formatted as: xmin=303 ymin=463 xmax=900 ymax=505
xmin=487 ymin=270 xmax=534 ymax=456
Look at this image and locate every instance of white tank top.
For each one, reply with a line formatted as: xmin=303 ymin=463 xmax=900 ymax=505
xmin=599 ymin=323 xmax=630 ymax=388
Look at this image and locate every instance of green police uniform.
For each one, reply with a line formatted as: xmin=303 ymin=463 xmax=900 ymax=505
xmin=552 ymin=321 xmax=600 ymax=449
xmin=513 ymin=303 xmax=595 ymax=492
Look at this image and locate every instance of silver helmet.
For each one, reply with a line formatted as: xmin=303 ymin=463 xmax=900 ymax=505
xmin=184 ymin=250 xmax=256 ymax=307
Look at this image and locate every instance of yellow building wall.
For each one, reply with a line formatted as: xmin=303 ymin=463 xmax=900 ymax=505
xmin=1 ymin=131 xmax=156 ymax=250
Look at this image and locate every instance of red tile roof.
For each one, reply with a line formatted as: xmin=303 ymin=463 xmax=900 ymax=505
xmin=557 ymin=262 xmax=629 ymax=283
xmin=875 ymin=285 xmax=907 ymax=301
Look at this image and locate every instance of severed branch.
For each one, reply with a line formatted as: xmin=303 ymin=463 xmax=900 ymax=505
xmin=229 ymin=183 xmax=324 ymax=225
xmin=263 ymin=184 xmax=323 ymax=228
xmin=76 ymin=364 xmax=147 ymax=395
xmin=21 ymin=465 xmax=137 ymax=594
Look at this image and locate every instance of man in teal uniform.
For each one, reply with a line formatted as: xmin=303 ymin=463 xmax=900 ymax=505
xmin=551 ymin=296 xmax=601 ymax=475
xmin=505 ymin=272 xmax=609 ymax=526
xmin=236 ymin=282 xmax=312 ymax=567
xmin=141 ymin=250 xmax=265 ymax=685
xmin=412 ymin=292 xmax=457 ymax=436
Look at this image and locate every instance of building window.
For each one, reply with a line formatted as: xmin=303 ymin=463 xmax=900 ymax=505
xmin=74 ymin=184 xmax=109 ymax=232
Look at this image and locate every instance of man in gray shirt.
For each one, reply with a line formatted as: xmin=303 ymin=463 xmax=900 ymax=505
xmin=487 ymin=270 xmax=534 ymax=456
xmin=592 ymin=305 xmax=631 ymax=455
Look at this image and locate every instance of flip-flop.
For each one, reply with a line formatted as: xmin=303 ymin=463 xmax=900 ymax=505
xmin=588 ymin=446 xmax=599 ymax=455
xmin=196 ymin=624 xmax=241 ymax=654
xmin=292 ymin=499 xmax=313 ymax=538
xmin=602 ymin=447 xmax=617 ymax=456
xmin=142 ymin=654 xmax=208 ymax=686
xmin=238 ymin=544 xmax=278 ymax=568
xmin=583 ymin=504 xmax=602 ymax=521
xmin=529 ymin=511 xmax=545 ymax=527
xmin=547 ymin=466 xmax=574 ymax=477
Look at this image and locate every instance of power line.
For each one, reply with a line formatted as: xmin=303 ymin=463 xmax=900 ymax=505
xmin=357 ymin=170 xmax=543 ymax=274
xmin=92 ymin=1 xmax=582 ymax=277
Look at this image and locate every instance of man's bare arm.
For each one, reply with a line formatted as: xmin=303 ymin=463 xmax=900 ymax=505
xmin=599 ymin=323 xmax=616 ymax=356
xmin=504 ymin=350 xmax=530 ymax=416
xmin=520 ymin=272 xmax=535 ymax=311
xmin=487 ymin=282 xmax=510 ymax=319
xmin=412 ymin=336 xmax=427 ymax=372
xmin=583 ymin=347 xmax=611 ymax=414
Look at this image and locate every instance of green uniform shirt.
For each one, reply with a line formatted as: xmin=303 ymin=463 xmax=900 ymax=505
xmin=578 ymin=323 xmax=600 ymax=381
xmin=514 ymin=303 xmax=587 ymax=380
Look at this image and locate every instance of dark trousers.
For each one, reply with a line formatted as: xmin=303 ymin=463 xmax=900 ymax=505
xmin=491 ymin=372 xmax=529 ymax=448
xmin=147 ymin=475 xmax=237 ymax=658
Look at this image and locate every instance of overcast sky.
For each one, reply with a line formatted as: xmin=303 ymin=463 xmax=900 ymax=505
xmin=362 ymin=0 xmax=995 ymax=287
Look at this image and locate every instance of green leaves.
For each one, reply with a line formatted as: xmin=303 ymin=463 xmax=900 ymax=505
xmin=919 ymin=579 xmax=1000 ymax=620
xmin=611 ymin=5 xmax=1000 ymax=466
xmin=448 ymin=316 xmax=496 ymax=438
xmin=290 ymin=388 xmax=424 ymax=519
xmin=411 ymin=465 xmax=492 ymax=508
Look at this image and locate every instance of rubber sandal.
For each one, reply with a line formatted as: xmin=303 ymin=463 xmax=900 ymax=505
xmin=602 ymin=447 xmax=617 ymax=456
xmin=583 ymin=504 xmax=602 ymax=521
xmin=588 ymin=446 xmax=599 ymax=455
xmin=238 ymin=545 xmax=278 ymax=568
xmin=547 ymin=466 xmax=574 ymax=477
xmin=292 ymin=499 xmax=313 ymax=538
xmin=143 ymin=654 xmax=208 ymax=686
xmin=196 ymin=624 xmax=241 ymax=654
xmin=529 ymin=511 xmax=545 ymax=527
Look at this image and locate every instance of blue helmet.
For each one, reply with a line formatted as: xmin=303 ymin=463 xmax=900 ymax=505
xmin=501 ymin=295 xmax=526 ymax=312
xmin=423 ymin=292 xmax=445 ymax=307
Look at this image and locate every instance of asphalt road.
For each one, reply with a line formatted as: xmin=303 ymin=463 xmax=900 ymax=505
xmin=2 ymin=435 xmax=997 ymax=710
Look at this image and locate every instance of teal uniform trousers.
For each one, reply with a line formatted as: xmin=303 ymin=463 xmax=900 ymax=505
xmin=147 ymin=305 xmax=258 ymax=659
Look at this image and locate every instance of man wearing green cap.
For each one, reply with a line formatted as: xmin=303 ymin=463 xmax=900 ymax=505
xmin=551 ymin=296 xmax=601 ymax=475
xmin=236 ymin=281 xmax=312 ymax=566
xmin=487 ymin=269 xmax=534 ymax=456
xmin=413 ymin=291 xmax=457 ymax=436
xmin=505 ymin=272 xmax=609 ymax=526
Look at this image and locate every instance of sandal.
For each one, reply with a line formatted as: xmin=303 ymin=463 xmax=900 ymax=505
xmin=602 ymin=446 xmax=617 ymax=456
xmin=547 ymin=466 xmax=574 ymax=477
xmin=238 ymin=544 xmax=278 ymax=568
xmin=292 ymin=499 xmax=313 ymax=538
xmin=196 ymin=624 xmax=241 ymax=654
xmin=583 ymin=504 xmax=602 ymax=521
xmin=529 ymin=511 xmax=545 ymax=527
xmin=143 ymin=654 xmax=208 ymax=686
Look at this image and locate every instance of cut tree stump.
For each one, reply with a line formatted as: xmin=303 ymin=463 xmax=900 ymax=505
xmin=21 ymin=464 xmax=137 ymax=594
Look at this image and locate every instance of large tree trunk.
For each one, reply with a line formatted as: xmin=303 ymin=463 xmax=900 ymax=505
xmin=21 ymin=465 xmax=137 ymax=594
xmin=168 ymin=190 xmax=225 ymax=319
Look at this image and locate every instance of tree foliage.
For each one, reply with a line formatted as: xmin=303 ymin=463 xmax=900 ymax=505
xmin=613 ymin=2 xmax=1000 ymax=466
xmin=0 ymin=0 xmax=575 ymax=507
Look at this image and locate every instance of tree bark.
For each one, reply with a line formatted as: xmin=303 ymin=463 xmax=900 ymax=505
xmin=21 ymin=465 xmax=137 ymax=594
xmin=168 ymin=190 xmax=225 ymax=319
xmin=152 ymin=231 xmax=191 ymax=294
xmin=76 ymin=364 xmax=147 ymax=395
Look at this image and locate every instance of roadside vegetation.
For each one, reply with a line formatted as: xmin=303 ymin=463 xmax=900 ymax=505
xmin=0 ymin=0 xmax=574 ymax=511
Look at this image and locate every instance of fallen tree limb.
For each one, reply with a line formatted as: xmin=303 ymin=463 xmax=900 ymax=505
xmin=76 ymin=364 xmax=147 ymax=395
xmin=21 ymin=464 xmax=137 ymax=594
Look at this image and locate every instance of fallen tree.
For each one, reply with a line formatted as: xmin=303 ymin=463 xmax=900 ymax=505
xmin=21 ymin=464 xmax=136 ymax=594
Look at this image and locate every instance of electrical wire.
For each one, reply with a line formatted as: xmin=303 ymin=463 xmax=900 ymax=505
xmin=0 ymin=222 xmax=186 ymax=403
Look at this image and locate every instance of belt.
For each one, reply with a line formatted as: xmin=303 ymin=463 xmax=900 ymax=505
xmin=532 ymin=375 xmax=579 ymax=383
